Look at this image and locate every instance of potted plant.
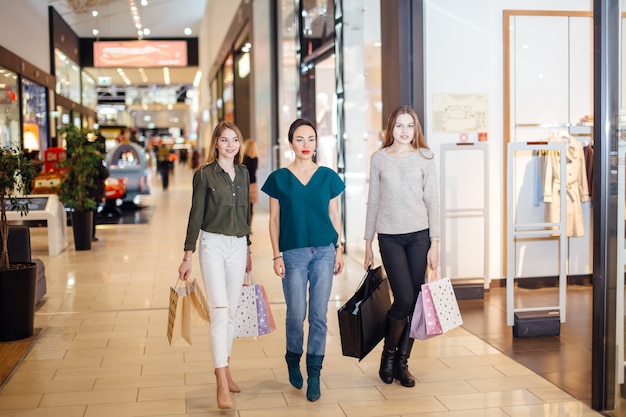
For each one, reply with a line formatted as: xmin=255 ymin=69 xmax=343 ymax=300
xmin=57 ymin=125 xmax=102 ymax=250
xmin=0 ymin=146 xmax=38 ymax=341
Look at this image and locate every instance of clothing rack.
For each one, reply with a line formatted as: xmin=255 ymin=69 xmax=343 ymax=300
xmin=506 ymin=141 xmax=567 ymax=326
xmin=439 ymin=142 xmax=489 ymax=295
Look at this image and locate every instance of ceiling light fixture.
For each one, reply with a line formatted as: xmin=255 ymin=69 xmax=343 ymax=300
xmin=92 ymin=10 xmax=99 ymax=39
xmin=117 ymin=68 xmax=132 ymax=85
xmin=184 ymin=27 xmax=192 ymax=36
xmin=193 ymin=70 xmax=202 ymax=87
xmin=128 ymin=0 xmax=144 ymax=39
xmin=163 ymin=67 xmax=170 ymax=85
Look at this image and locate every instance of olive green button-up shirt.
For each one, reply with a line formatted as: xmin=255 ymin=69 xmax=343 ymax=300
xmin=184 ymin=161 xmax=251 ymax=252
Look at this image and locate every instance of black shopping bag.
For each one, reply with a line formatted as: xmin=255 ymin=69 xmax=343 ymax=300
xmin=338 ymin=266 xmax=391 ymax=360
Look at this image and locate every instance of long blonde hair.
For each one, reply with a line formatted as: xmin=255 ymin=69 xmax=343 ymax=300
xmin=243 ymin=138 xmax=259 ymax=158
xmin=382 ymin=105 xmax=431 ymax=158
xmin=206 ymin=121 xmax=244 ymax=164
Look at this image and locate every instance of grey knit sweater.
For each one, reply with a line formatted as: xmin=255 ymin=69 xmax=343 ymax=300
xmin=364 ymin=148 xmax=440 ymax=241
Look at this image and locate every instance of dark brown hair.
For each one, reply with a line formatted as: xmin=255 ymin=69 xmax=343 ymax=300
xmin=288 ymin=118 xmax=318 ymax=144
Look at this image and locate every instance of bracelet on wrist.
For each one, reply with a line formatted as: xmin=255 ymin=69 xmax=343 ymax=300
xmin=273 ymin=255 xmax=282 ymax=261
xmin=182 ymin=257 xmax=191 ymax=262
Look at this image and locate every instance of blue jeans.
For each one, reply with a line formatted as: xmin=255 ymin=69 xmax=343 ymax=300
xmin=282 ymin=244 xmax=336 ymax=356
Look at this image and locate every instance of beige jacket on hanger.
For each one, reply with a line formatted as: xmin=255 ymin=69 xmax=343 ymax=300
xmin=541 ymin=135 xmax=590 ymax=237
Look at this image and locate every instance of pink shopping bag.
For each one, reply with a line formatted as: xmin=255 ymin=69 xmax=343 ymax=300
xmin=410 ymin=283 xmax=443 ymax=340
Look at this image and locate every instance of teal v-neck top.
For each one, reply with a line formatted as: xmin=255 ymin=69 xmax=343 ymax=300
xmin=261 ymin=166 xmax=345 ymax=252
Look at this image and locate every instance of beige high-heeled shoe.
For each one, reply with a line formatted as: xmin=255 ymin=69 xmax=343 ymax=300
xmin=215 ymin=368 xmax=233 ymax=409
xmin=226 ymin=358 xmax=240 ymax=393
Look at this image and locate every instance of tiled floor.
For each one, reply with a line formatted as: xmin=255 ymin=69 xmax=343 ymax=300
xmin=0 ymin=163 xmax=604 ymax=416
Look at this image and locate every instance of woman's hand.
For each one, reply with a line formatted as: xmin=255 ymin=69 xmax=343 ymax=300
xmin=334 ymin=250 xmax=344 ymax=275
xmin=246 ymin=251 xmax=252 ymax=272
xmin=178 ymin=260 xmax=191 ymax=281
xmin=364 ymin=244 xmax=374 ymax=271
xmin=273 ymin=257 xmax=285 ymax=278
xmin=427 ymin=241 xmax=439 ymax=270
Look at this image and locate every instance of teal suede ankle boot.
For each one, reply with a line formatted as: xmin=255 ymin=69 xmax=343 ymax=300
xmin=285 ymin=351 xmax=303 ymax=389
xmin=306 ymin=353 xmax=324 ymax=402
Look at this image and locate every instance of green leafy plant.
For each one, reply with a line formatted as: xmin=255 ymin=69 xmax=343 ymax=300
xmin=57 ymin=125 xmax=102 ymax=212
xmin=0 ymin=147 xmax=36 ymax=270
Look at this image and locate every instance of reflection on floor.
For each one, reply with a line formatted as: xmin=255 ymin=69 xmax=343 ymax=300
xmin=97 ymin=202 xmax=154 ymax=225
xmin=459 ymin=285 xmax=593 ymax=405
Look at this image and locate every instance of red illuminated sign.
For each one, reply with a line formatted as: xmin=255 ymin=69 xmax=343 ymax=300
xmin=93 ymin=40 xmax=188 ymax=67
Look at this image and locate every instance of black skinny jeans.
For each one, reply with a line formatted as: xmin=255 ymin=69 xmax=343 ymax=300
xmin=378 ymin=229 xmax=431 ymax=320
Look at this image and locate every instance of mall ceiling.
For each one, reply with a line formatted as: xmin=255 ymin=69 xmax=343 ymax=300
xmin=48 ymin=0 xmax=206 ymax=96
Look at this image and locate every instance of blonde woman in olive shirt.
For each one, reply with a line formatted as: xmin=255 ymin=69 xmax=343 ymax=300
xmin=262 ymin=118 xmax=345 ymax=402
xmin=178 ymin=121 xmax=252 ymax=410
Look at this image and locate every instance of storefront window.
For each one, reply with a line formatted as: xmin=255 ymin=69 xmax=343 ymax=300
xmin=0 ymin=67 xmax=19 ymax=148
xmin=82 ymin=70 xmax=98 ymax=110
xmin=54 ymin=48 xmax=80 ymax=103
xmin=314 ymin=55 xmax=337 ymax=171
xmin=22 ymin=78 xmax=48 ymax=153
xmin=223 ymin=54 xmax=234 ymax=123
xmin=301 ymin=0 xmax=334 ymax=47
xmin=341 ymin=0 xmax=382 ymax=258
xmin=277 ymin=0 xmax=298 ymax=168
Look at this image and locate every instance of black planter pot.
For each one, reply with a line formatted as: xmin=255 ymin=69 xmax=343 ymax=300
xmin=0 ymin=262 xmax=37 ymax=341
xmin=71 ymin=210 xmax=93 ymax=251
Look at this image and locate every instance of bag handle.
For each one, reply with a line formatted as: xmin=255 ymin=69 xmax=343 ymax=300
xmin=426 ymin=267 xmax=442 ymax=283
xmin=243 ymin=271 xmax=256 ymax=286
xmin=174 ymin=278 xmax=188 ymax=289
xmin=363 ymin=265 xmax=381 ymax=294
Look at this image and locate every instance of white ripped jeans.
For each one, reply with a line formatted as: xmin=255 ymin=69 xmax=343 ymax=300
xmin=198 ymin=230 xmax=247 ymax=369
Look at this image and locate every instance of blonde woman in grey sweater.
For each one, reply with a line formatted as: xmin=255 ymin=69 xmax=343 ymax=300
xmin=364 ymin=105 xmax=440 ymax=388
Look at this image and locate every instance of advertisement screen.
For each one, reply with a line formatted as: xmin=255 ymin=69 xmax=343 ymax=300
xmin=94 ymin=40 xmax=188 ymax=67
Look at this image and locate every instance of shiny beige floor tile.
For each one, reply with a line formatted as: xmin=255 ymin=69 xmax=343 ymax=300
xmin=137 ymin=384 xmax=211 ymax=401
xmin=0 ymin=394 xmax=43 ymax=410
xmin=339 ymin=396 xmax=447 ymax=416
xmin=83 ymin=399 xmax=186 ymax=417
xmin=237 ymin=403 xmax=347 ymax=417
xmin=416 ymin=365 xmax=507 ymax=383
xmin=54 ymin=365 xmax=141 ymax=380
xmin=500 ymin=401 xmax=602 ymax=416
xmin=6 ymin=369 xmax=56 ymax=383
xmin=0 ymin=377 xmax=95 ymax=395
xmin=437 ymin=389 xmax=543 ymax=410
xmin=64 ymin=345 xmax=146 ymax=359
xmin=467 ymin=374 xmax=555 ymax=392
xmin=40 ymin=388 xmax=138 ymax=407
xmin=404 ymin=409 xmax=509 ymax=417
xmin=377 ymin=380 xmax=478 ymax=399
xmin=0 ymin=405 xmax=86 ymax=417
xmin=94 ymin=374 xmax=185 ymax=390
xmin=283 ymin=386 xmax=383 ymax=406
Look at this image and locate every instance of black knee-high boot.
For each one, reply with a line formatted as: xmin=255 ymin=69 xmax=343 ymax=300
xmin=395 ymin=317 xmax=416 ymax=387
xmin=379 ymin=314 xmax=406 ymax=384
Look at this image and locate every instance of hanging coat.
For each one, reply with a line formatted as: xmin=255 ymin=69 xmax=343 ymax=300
xmin=542 ymin=138 xmax=590 ymax=237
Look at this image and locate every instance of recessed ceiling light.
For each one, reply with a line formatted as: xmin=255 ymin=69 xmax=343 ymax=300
xmin=143 ymin=28 xmax=151 ymax=36
xmin=92 ymin=10 xmax=99 ymax=17
xmin=92 ymin=29 xmax=99 ymax=36
xmin=184 ymin=27 xmax=192 ymax=36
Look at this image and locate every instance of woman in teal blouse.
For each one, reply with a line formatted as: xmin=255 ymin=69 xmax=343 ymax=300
xmin=262 ymin=118 xmax=345 ymax=402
